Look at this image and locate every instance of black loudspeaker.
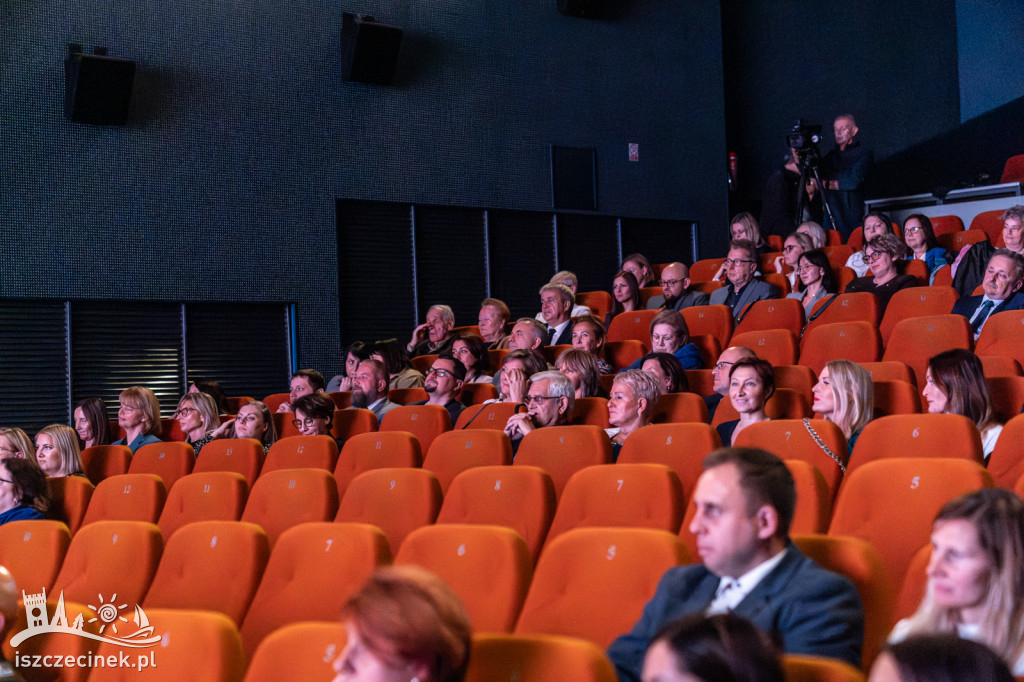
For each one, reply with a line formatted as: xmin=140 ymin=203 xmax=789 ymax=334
xmin=557 ymin=0 xmax=606 ymax=18
xmin=341 ymin=13 xmax=403 ymax=86
xmin=64 ymin=46 xmax=135 ymax=125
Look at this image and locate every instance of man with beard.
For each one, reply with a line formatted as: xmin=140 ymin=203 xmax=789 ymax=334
xmin=349 ymin=358 xmax=399 ymax=421
xmin=409 ymin=353 xmax=466 ymax=425
xmin=645 ymin=262 xmax=709 ymax=311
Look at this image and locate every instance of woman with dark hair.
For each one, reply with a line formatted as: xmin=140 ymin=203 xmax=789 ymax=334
xmin=332 ymin=566 xmax=472 ymax=682
xmin=493 ymin=350 xmax=548 ymax=404
xmin=0 ymin=458 xmax=49 ymax=525
xmin=922 ymin=349 xmax=1003 ymax=460
xmin=886 ymin=488 xmax=1024 ymax=675
xmin=210 ymin=400 xmax=278 ymax=453
xmin=571 ymin=315 xmax=613 ymax=374
xmin=871 ymin=634 xmax=1014 ymax=682
xmin=902 ymin=214 xmax=950 ymax=284
xmin=73 ymin=397 xmax=112 ymax=449
xmin=639 ymin=352 xmax=689 ymax=395
xmin=372 ymin=338 xmax=424 ymax=389
xmin=643 ymin=613 xmax=784 ymax=682
xmin=787 ymin=249 xmax=838 ymax=316
xmin=845 ymin=234 xmax=920 ymax=316
xmin=451 ymin=334 xmax=492 ymax=384
xmin=189 ymin=380 xmax=229 ymax=414
xmin=717 ymin=359 xmax=775 ymax=446
xmin=606 ymin=271 xmax=642 ymax=328
xmin=555 ymin=349 xmax=602 ymax=399
xmin=845 ymin=211 xmax=895 ymax=277
xmin=328 ymin=340 xmax=373 ymax=393
xmin=292 ymin=392 xmax=343 ymax=450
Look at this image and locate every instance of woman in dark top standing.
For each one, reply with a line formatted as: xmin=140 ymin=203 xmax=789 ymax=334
xmin=844 ymin=233 xmax=920 ymax=317
xmin=0 ymin=457 xmax=49 ymax=525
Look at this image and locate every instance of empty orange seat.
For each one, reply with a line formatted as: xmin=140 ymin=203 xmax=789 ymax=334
xmin=680 ymin=305 xmax=734 ymax=349
xmin=846 ymin=413 xmax=983 ymax=479
xmin=729 ymin=329 xmax=799 ymax=366
xmin=52 ymin=520 xmax=163 ymax=607
xmin=379 ymin=404 xmax=452 ymax=452
xmin=240 ymin=468 xmax=339 ymax=549
xmin=0 ymin=520 xmax=70 ymax=594
xmin=513 ymin=425 xmax=613 ymax=499
xmin=157 ymin=471 xmax=249 ymax=540
xmin=649 ymin=392 xmax=709 ymax=424
xmin=986 ymin=414 xmax=1024 ymax=488
xmin=331 ymin=408 xmax=379 ymax=440
xmin=192 ymin=438 xmax=265 ymax=488
xmin=859 ymin=360 xmax=916 ymax=385
xmin=799 ymin=321 xmax=881 ymax=375
xmin=607 ymin=310 xmax=658 ymax=343
xmin=244 ymin=622 xmax=347 ymax=682
xmin=261 ymin=392 xmax=290 ymax=414
xmin=871 ymin=379 xmax=921 ymax=416
xmin=262 ymin=434 xmax=339 ymax=474
xmin=604 ymin=340 xmax=647 ymax=371
xmin=969 ymin=209 xmax=1006 ymax=245
xmin=46 ymin=475 xmax=94 ymax=534
xmin=466 ymin=633 xmax=618 ymax=682
xmin=79 ymin=473 xmax=167 ymax=527
xmin=80 ymin=444 xmax=132 ymax=483
xmin=388 ymin=386 xmax=429 ymax=405
xmin=878 ymin=286 xmax=959 ymax=344
xmin=882 ymin=315 xmax=971 ymax=386
xmin=576 ymin=291 xmax=613 ymax=322
xmin=571 ymin=396 xmax=611 ymax=428
xmin=461 ymin=382 xmax=499 ymax=404
xmin=1000 ymin=153 xmax=1024 ymax=183
xmin=617 ymin=422 xmax=721 ymax=508
xmin=803 ymin=292 xmax=879 ymax=336
xmin=733 ymin=298 xmax=805 ymax=338
xmin=422 ymin=429 xmax=512 ymax=493
xmin=979 ymin=355 xmax=1023 ymax=378
xmin=334 ymin=431 xmax=422 ymax=499
xmin=976 ymin=310 xmax=1024 ymax=369
xmin=937 ymin=229 xmax=987 ymax=254
xmin=128 ymin=441 xmax=195 ymax=489
xmin=336 ymin=468 xmax=443 ymax=555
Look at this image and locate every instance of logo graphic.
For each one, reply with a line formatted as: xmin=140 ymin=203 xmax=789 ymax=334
xmin=11 ymin=588 xmax=161 ymax=648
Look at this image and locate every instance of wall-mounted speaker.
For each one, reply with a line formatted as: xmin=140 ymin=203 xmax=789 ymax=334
xmin=341 ymin=13 xmax=403 ymax=86
xmin=64 ymin=45 xmax=135 ymax=125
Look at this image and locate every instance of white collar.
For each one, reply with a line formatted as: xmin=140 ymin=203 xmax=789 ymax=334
xmin=707 ymin=547 xmax=788 ymax=615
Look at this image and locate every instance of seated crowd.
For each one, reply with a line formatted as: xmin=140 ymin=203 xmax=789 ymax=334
xmin=4 ymin=206 xmax=1024 ymax=682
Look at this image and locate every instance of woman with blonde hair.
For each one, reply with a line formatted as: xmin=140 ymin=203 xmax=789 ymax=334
xmin=606 ymin=369 xmax=662 ymax=460
xmin=332 ymin=566 xmax=472 ymax=682
xmin=811 ymin=360 xmax=874 ymax=450
xmin=0 ymin=428 xmax=37 ymax=465
xmin=730 ymin=212 xmax=770 ymax=255
xmin=888 ymin=488 xmax=1024 ymax=675
xmin=556 ymin=348 xmax=602 ymax=399
xmin=113 ymin=386 xmax=163 ymax=453
xmin=34 ymin=424 xmax=85 ymax=478
xmin=175 ymin=391 xmax=221 ymax=456
xmin=797 ymin=221 xmax=827 ymax=249
xmin=210 ymin=400 xmax=278 ymax=453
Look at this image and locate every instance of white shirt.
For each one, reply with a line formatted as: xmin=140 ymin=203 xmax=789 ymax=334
xmin=535 ymin=304 xmax=591 ymax=323
xmin=706 ymin=547 xmax=788 ymax=615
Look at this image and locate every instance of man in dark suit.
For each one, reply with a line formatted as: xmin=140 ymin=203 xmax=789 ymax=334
xmin=539 ymin=283 xmax=575 ymax=346
xmin=951 ymin=249 xmax=1024 ymax=339
xmin=607 ymin=448 xmax=864 ymax=681
xmin=645 ymin=262 xmax=710 ymax=312
xmin=709 ymin=240 xmax=779 ymax=321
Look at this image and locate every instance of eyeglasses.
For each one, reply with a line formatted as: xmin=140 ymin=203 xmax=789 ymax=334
xmin=865 ymin=251 xmax=885 ymax=262
xmin=523 ymin=395 xmax=559 ymax=406
xmin=723 ymin=258 xmax=755 ymax=267
xmin=426 ymin=367 xmax=454 ymax=378
xmin=713 ymin=361 xmax=734 ymax=371
xmin=119 ymin=404 xmax=138 ymax=413
xmin=797 ymin=264 xmax=820 ymax=273
xmin=291 ymin=417 xmax=321 ymax=428
xmin=904 ymin=225 xmax=923 ymax=234
xmin=659 ymin=278 xmax=684 ymax=287
xmin=175 ymin=407 xmax=195 ymax=417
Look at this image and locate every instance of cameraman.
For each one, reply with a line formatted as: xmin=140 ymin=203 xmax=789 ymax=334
xmin=760 ymin=144 xmax=822 ymax=239
xmin=821 ymin=114 xmax=871 ymax=240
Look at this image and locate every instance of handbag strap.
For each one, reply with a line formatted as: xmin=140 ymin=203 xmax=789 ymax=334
xmin=802 ymin=418 xmax=846 ymax=474
xmin=801 ymin=293 xmax=838 ymax=337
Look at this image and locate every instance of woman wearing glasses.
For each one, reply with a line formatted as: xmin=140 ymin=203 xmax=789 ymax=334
xmin=902 ymin=214 xmax=950 ymax=284
xmin=292 ymin=392 xmax=344 ymax=451
xmin=209 ymin=400 xmax=278 ymax=453
xmin=845 ymin=211 xmax=895 ymax=277
xmin=174 ymin=391 xmax=221 ymax=456
xmin=844 ymin=233 xmax=920 ymax=316
xmin=113 ymin=386 xmax=163 ymax=454
xmin=787 ymin=249 xmax=837 ymax=317
xmin=774 ymin=231 xmax=815 ymax=289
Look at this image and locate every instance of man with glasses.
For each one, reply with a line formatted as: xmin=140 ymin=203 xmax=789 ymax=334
xmin=705 ymin=346 xmax=757 ymax=420
xmin=709 ymin=239 xmax=779 ymax=321
xmin=645 ymin=262 xmax=709 ymax=311
xmin=350 ymin=358 xmax=399 ymax=421
xmin=503 ymin=370 xmax=574 ymax=456
xmin=409 ymin=353 xmax=467 ymax=425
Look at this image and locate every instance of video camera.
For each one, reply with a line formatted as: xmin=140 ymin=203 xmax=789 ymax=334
xmin=786 ymin=120 xmax=822 ymax=168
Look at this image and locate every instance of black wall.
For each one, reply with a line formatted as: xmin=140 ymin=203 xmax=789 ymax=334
xmin=1 ymin=2 xmax=727 ymax=380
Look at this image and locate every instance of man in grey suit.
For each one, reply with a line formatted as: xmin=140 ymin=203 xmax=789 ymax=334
xmin=950 ymin=249 xmax=1024 ymax=339
xmin=709 ymin=239 xmax=779 ymax=321
xmin=607 ymin=448 xmax=864 ymax=681
xmin=350 ymin=358 xmax=399 ymax=421
xmin=645 ymin=262 xmax=709 ymax=312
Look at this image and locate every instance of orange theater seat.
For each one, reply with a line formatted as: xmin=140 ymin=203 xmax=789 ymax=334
xmin=128 ymin=441 xmax=195 ymax=489
xmin=455 ymin=402 xmax=522 ymax=430
xmin=52 ymin=520 xmax=163 ymax=607
xmin=846 ymin=413 xmax=983 ymax=479
xmin=422 ymin=429 xmax=512 ymax=493
xmin=878 ymin=286 xmax=959 ymax=345
xmin=728 ymin=329 xmax=798 ymax=366
xmin=192 ymin=438 xmax=265 ymax=488
xmin=803 ymin=293 xmax=879 ymax=337
xmin=617 ymin=422 xmax=721 ymax=508
xmin=240 ymin=468 xmax=339 ymax=549
xmin=336 ymin=468 xmax=443 ymax=555
xmin=733 ymin=298 xmax=805 ymax=338
xmin=881 ymin=314 xmax=971 ymax=386
xmin=334 ymin=431 xmax=422 ymax=499
xmin=261 ymin=434 xmax=339 ymax=475
xmin=379 ymin=404 xmax=452 ymax=453
xmin=799 ymin=321 xmax=881 ymax=375
xmin=606 ymin=310 xmax=658 ymax=343
xmin=244 ymin=622 xmax=347 ymax=682
xmin=650 ymin=392 xmax=710 ymax=424
xmin=466 ymin=633 xmax=618 ymax=682
xmin=0 ymin=520 xmax=71 ymax=595
xmin=79 ymin=444 xmax=132 ymax=483
xmin=976 ymin=310 xmax=1024 ymax=369
xmin=79 ymin=473 xmax=167 ymax=528
xmin=871 ymin=379 xmax=922 ymax=416
xmin=604 ymin=340 xmax=647 ymax=371
xmin=571 ymin=397 xmax=611 ymax=428
xmin=680 ymin=305 xmax=734 ymax=349
xmin=157 ymin=471 xmax=248 ymax=540
xmin=46 ymin=475 xmax=94 ymax=534
xmin=734 ymin=420 xmax=847 ymax=499
xmin=513 ymin=425 xmax=613 ymax=499
xmin=986 ymin=414 xmax=1024 ymax=489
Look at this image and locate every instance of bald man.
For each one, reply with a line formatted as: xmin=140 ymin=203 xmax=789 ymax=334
xmin=645 ymin=262 xmax=709 ymax=312
xmin=706 ymin=346 xmax=757 ymax=420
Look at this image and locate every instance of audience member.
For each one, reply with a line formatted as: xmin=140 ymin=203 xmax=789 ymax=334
xmin=372 ymin=338 xmax=424 ymax=389
xmin=0 ymin=458 xmax=48 ymax=525
xmin=507 ymin=317 xmax=547 ymax=352
xmin=406 ymin=304 xmax=457 ymax=358
xmin=902 ymin=214 xmax=950 ymax=284
xmin=35 ymin=424 xmax=85 ymax=478
xmin=871 ymin=634 xmax=1015 ymax=682
xmin=478 ymin=298 xmax=511 ymax=350
xmin=645 ymin=262 xmax=709 ymax=311
xmin=0 ymin=565 xmax=25 ymax=681
xmin=210 ymin=400 xmax=277 ymax=453
xmin=535 ymin=271 xmax=591 ymax=320
xmin=276 ymin=369 xmax=326 ymax=413
xmin=811 ymin=360 xmax=874 ymax=450
xmin=0 ymin=428 xmax=36 ymax=465
xmin=775 ymin=231 xmax=814 ymax=289
xmin=951 ymin=250 xmax=1024 ymax=339
xmin=113 ymin=386 xmax=163 ymax=453
xmin=494 ymin=350 xmax=547 ymax=404
xmin=175 ymin=391 xmax=220 ymax=456
xmin=845 ymin=234 xmax=919 ymax=316
xmin=72 ymin=397 xmax=112 ymax=449
xmin=606 ymin=369 xmax=661 ymax=461
xmin=705 ymin=347 xmax=757 ymax=420
xmin=451 ymin=334 xmax=493 ymax=384
xmin=639 ymin=352 xmax=689 ymax=395
xmin=410 ymin=353 xmax=466 ymax=426
xmin=787 ymin=249 xmax=837 ymax=317
xmin=922 ymin=349 xmax=1003 ymax=460
xmin=538 ymin=282 xmax=575 ymax=345
xmin=845 ymin=212 xmax=894 ymax=278
xmin=570 ymin=315 xmax=613 ymax=374
xmin=623 ymin=253 xmax=657 ymax=288
xmin=716 ymin=358 xmax=774 ymax=446
xmin=607 ymin=271 xmax=643 ymax=327
xmin=797 ymin=221 xmax=827 ymax=249
xmin=292 ymin=392 xmax=344 ymax=451
xmin=822 ymin=114 xmax=871 ymax=239
xmin=350 ymin=359 xmax=400 ymax=422
xmin=503 ymin=370 xmax=573 ymax=455
xmin=628 ymin=310 xmax=702 ymax=370
xmin=607 ymin=447 xmax=864 ymax=680
xmin=328 ymin=341 xmax=372 ymax=393
xmin=952 ymin=206 xmax=1024 ymax=297
xmin=642 ymin=613 xmax=785 ymax=682
xmin=730 ymin=212 xmax=771 ymax=255
xmin=189 ymin=380 xmax=229 ymax=414
xmin=555 ymin=349 xmax=602 ymax=399
xmin=887 ymin=488 xmax=1024 ymax=675
xmin=332 ymin=566 xmax=472 ymax=682
xmin=709 ymin=240 xmax=779 ymax=322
